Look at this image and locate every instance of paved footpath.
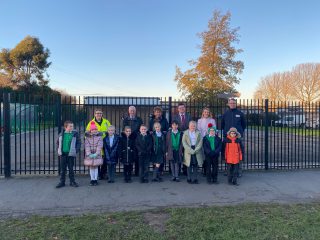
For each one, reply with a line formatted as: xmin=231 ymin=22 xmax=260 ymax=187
xmin=1 ymin=170 xmax=320 ymax=218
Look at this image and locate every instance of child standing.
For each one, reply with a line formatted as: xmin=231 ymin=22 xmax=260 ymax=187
xmin=103 ymin=125 xmax=120 ymax=183
xmin=84 ymin=121 xmax=103 ymax=186
xmin=119 ymin=126 xmax=135 ymax=183
xmin=182 ymin=121 xmax=203 ymax=184
xmin=166 ymin=120 xmax=183 ymax=182
xmin=151 ymin=122 xmax=166 ymax=182
xmin=56 ymin=121 xmax=81 ymax=188
xmin=135 ymin=124 xmax=153 ymax=183
xmin=203 ymin=124 xmax=222 ymax=184
xmin=224 ymin=127 xmax=244 ymax=186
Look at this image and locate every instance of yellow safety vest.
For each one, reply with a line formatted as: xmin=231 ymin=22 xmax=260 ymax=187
xmin=86 ymin=118 xmax=111 ymax=139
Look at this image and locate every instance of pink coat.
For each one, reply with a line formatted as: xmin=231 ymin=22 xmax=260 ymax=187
xmin=84 ymin=131 xmax=103 ymax=166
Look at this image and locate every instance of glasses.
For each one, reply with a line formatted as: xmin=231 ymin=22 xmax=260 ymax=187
xmin=95 ymin=112 xmax=103 ymax=115
xmin=230 ymin=132 xmax=236 ymax=135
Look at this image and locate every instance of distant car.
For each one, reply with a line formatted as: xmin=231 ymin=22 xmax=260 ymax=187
xmin=274 ymin=115 xmax=306 ymax=128
xmin=306 ymin=118 xmax=319 ymax=129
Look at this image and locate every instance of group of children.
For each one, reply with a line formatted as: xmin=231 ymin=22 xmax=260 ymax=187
xmin=56 ymin=119 xmax=244 ymax=188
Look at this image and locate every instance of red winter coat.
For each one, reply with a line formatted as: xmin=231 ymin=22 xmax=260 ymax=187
xmin=224 ymin=136 xmax=243 ymax=164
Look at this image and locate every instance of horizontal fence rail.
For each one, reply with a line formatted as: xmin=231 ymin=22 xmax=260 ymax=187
xmin=1 ymin=92 xmax=320 ymax=177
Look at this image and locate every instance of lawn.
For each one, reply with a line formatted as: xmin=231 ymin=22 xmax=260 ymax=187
xmin=249 ymin=125 xmax=320 ymax=136
xmin=1 ymin=203 xmax=320 ymax=240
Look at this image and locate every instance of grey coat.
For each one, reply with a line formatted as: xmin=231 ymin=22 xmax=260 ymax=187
xmin=57 ymin=130 xmax=81 ymax=157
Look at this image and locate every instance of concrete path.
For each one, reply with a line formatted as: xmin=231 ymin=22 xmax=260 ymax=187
xmin=1 ymin=170 xmax=320 ymax=218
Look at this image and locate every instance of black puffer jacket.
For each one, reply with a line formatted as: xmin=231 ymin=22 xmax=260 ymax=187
xmin=118 ymin=132 xmax=136 ymax=165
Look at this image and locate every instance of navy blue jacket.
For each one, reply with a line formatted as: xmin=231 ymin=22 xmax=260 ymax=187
xmin=221 ymin=108 xmax=246 ymax=137
xmin=203 ymin=135 xmax=222 ymax=159
xmin=103 ymin=133 xmax=120 ymax=164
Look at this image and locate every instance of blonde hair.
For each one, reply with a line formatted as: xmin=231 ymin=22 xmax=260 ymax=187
xmin=153 ymin=122 xmax=161 ymax=130
xmin=189 ymin=121 xmax=197 ymax=127
xmin=201 ymin=107 xmax=211 ymax=118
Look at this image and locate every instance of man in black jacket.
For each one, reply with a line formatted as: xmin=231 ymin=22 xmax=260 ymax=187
xmin=221 ymin=98 xmax=246 ymax=137
xmin=221 ymin=98 xmax=246 ymax=177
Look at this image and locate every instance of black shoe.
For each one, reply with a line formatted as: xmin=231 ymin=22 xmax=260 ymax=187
xmin=56 ymin=182 xmax=65 ymax=188
xmin=193 ymin=179 xmax=199 ymax=184
xmin=175 ymin=178 xmax=180 ymax=182
xmin=90 ymin=180 xmax=94 ymax=186
xmin=152 ymin=178 xmax=159 ymax=182
xmin=127 ymin=179 xmax=132 ymax=183
xmin=158 ymin=177 xmax=163 ymax=182
xmin=171 ymin=177 xmax=176 ymax=182
xmin=237 ymin=173 xmax=242 ymax=178
xmin=187 ymin=179 xmax=192 ymax=184
xmin=207 ymin=180 xmax=213 ymax=185
xmin=143 ymin=179 xmax=149 ymax=183
xmin=232 ymin=180 xmax=239 ymax=186
xmin=94 ymin=180 xmax=98 ymax=186
xmin=70 ymin=182 xmax=79 ymax=187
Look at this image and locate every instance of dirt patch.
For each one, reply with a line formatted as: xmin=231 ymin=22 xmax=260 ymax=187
xmin=143 ymin=211 xmax=170 ymax=233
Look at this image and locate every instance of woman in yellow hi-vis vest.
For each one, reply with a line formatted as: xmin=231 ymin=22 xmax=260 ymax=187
xmin=86 ymin=109 xmax=111 ymax=138
xmin=86 ymin=109 xmax=111 ymax=180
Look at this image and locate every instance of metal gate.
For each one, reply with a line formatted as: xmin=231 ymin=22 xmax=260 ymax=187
xmin=1 ymin=92 xmax=319 ymax=177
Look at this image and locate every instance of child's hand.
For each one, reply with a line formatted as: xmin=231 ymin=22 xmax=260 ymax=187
xmin=92 ymin=153 xmax=97 ymax=158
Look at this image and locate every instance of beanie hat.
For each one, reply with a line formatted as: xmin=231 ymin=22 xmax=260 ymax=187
xmin=90 ymin=121 xmax=98 ymax=131
xmin=207 ymin=123 xmax=216 ymax=134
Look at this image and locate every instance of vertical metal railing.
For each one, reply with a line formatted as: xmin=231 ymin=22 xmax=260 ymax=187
xmin=1 ymin=92 xmax=320 ymax=177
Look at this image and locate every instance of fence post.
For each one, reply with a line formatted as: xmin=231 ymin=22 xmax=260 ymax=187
xmin=56 ymin=94 xmax=62 ymax=175
xmin=3 ymin=92 xmax=11 ymax=178
xmin=168 ymin=96 xmax=172 ymax=125
xmin=264 ymin=99 xmax=269 ymax=170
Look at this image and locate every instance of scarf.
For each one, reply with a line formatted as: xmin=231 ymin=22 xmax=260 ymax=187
xmin=206 ymin=135 xmax=215 ymax=151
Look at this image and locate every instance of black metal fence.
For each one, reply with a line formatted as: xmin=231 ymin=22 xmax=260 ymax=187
xmin=1 ymin=92 xmax=320 ymax=177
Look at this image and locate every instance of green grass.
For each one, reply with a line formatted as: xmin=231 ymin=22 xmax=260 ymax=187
xmin=1 ymin=203 xmax=320 ymax=240
xmin=250 ymin=125 xmax=320 ymax=136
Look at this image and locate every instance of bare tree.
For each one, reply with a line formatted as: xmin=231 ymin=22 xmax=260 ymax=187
xmin=253 ymin=72 xmax=293 ymax=102
xmin=290 ymin=63 xmax=320 ymax=103
xmin=254 ymin=63 xmax=320 ymax=103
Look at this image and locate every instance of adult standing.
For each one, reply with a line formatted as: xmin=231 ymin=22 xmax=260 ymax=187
xmin=197 ymin=107 xmax=216 ymax=137
xmin=86 ymin=108 xmax=111 ymax=179
xmin=122 ymin=106 xmax=143 ymax=176
xmin=172 ymin=102 xmax=192 ymax=175
xmin=197 ymin=107 xmax=217 ymax=175
xmin=148 ymin=106 xmax=169 ymax=133
xmin=172 ymin=102 xmax=192 ymax=132
xmin=221 ymin=98 xmax=246 ymax=176
xmin=86 ymin=109 xmax=111 ymax=138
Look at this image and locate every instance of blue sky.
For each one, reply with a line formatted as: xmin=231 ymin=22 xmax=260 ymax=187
xmin=1 ymin=0 xmax=320 ymax=98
